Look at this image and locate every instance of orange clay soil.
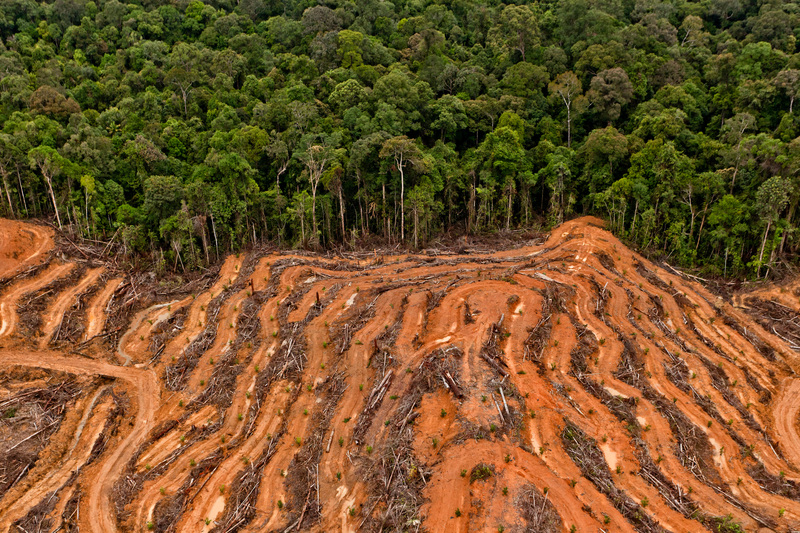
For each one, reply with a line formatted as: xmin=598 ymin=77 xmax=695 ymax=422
xmin=3 ymin=216 xmax=800 ymax=533
xmin=0 ymin=219 xmax=53 ymax=278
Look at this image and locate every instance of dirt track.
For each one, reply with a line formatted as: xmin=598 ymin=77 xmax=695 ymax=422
xmin=0 ymin=219 xmax=53 ymax=278
xmin=2 ymin=217 xmax=800 ymax=532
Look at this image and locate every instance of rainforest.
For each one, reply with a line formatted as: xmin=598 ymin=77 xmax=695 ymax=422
xmin=0 ymin=0 xmax=798 ymax=277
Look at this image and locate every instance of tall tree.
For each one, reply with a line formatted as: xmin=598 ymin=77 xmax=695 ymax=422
xmin=774 ymin=69 xmax=800 ymax=114
xmin=548 ymin=71 xmax=587 ymax=148
xmin=587 ymin=68 xmax=634 ymax=122
xmin=298 ymin=142 xmax=339 ymax=245
xmin=754 ymin=176 xmax=793 ymax=278
xmin=477 ymin=114 xmax=531 ymax=230
xmin=0 ymin=134 xmax=20 ymax=217
xmin=488 ymin=4 xmax=539 ymax=61
xmin=29 ymin=146 xmax=66 ymax=229
xmin=380 ymin=136 xmax=425 ymax=242
xmin=721 ymin=113 xmax=755 ymax=193
xmin=536 ymin=146 xmax=575 ymax=226
xmin=166 ymin=42 xmax=206 ymax=116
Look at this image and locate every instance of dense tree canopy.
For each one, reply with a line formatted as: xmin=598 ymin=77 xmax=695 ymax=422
xmin=1 ymin=0 xmax=799 ymax=278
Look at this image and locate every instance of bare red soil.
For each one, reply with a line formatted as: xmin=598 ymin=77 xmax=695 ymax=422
xmin=1 ymin=217 xmax=800 ymax=533
xmin=0 ymin=219 xmax=53 ymax=279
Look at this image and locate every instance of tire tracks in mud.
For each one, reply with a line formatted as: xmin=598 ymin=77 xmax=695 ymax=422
xmin=0 ymin=351 xmax=159 ymax=533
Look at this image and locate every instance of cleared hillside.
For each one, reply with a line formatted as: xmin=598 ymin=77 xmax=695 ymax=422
xmin=1 ymin=217 xmax=799 ymax=533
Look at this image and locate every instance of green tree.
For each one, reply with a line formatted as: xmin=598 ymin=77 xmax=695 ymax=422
xmin=708 ymin=195 xmax=748 ymax=276
xmin=587 ymin=68 xmax=634 ymax=122
xmin=430 ymin=95 xmax=467 ymax=141
xmin=380 ymin=136 xmax=425 ymax=242
xmin=166 ymin=42 xmax=207 ymax=116
xmin=329 ymin=80 xmax=368 ymax=114
xmin=406 ymin=177 xmax=441 ymax=249
xmin=337 ymin=29 xmax=364 ymax=68
xmin=288 ymin=190 xmax=313 ymax=246
xmin=773 ymin=69 xmax=800 ymax=114
xmin=595 ymin=177 xmax=633 ymax=232
xmin=624 ymin=139 xmax=693 ymax=248
xmin=720 ymin=113 xmax=755 ymax=193
xmin=143 ymin=175 xmax=184 ymax=226
xmin=754 ymin=176 xmax=793 ymax=278
xmin=29 ymin=145 xmax=66 ymax=229
xmin=477 ymin=117 xmax=531 ymax=229
xmin=548 ymin=71 xmax=587 ymax=148
xmin=579 ymin=126 xmax=628 ymax=193
xmin=488 ymin=5 xmax=539 ymax=61
xmin=0 ymin=134 xmax=20 ymax=217
xmin=536 ymin=146 xmax=575 ymax=226
xmin=349 ymin=132 xmax=390 ymax=237
xmin=297 ymin=141 xmax=340 ymax=245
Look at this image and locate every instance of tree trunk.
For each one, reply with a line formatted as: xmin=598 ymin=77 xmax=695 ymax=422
xmin=566 ymin=104 xmax=572 ymax=148
xmin=468 ymin=170 xmax=476 ymax=235
xmin=356 ymin=170 xmax=365 ymax=236
xmin=399 ymin=159 xmax=405 ymax=242
xmin=686 ymin=194 xmax=696 ymax=243
xmin=523 ymin=184 xmax=530 ymax=226
xmin=310 ymin=180 xmax=319 ymax=243
xmin=299 ymin=202 xmax=306 ymax=244
xmin=413 ymin=202 xmax=419 ymax=249
xmin=730 ymin=165 xmax=739 ymax=194
xmin=211 ymin=213 xmax=220 ymax=260
xmin=66 ymin=200 xmax=73 ymax=228
xmin=556 ymin=169 xmax=566 ymax=224
xmin=200 ymin=218 xmax=210 ymax=264
xmin=447 ymin=183 xmax=453 ymax=229
xmin=16 ymin=165 xmax=28 ymax=216
xmin=730 ymin=133 xmax=747 ymax=194
xmin=276 ymin=161 xmax=287 ymax=189
xmin=779 ymin=201 xmax=796 ymax=256
xmin=505 ymin=181 xmax=513 ymax=231
xmin=0 ymin=169 xmax=14 ymax=217
xmin=724 ymin=246 xmax=729 ymax=277
xmin=338 ymin=185 xmax=345 ymax=241
xmin=382 ymin=182 xmax=387 ymax=239
xmin=44 ymin=173 xmax=62 ymax=229
xmin=85 ymin=188 xmax=90 ymax=237
xmin=181 ymin=87 xmax=189 ymax=116
xmin=695 ymin=208 xmax=708 ymax=252
xmin=757 ymin=220 xmax=771 ymax=278
xmin=768 ymin=227 xmax=780 ymax=271
xmin=188 ymin=224 xmax=197 ymax=265
xmin=324 ymin=201 xmax=332 ymax=246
